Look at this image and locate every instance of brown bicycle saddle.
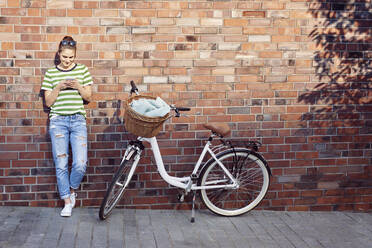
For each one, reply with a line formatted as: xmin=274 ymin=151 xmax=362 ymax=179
xmin=203 ymin=123 xmax=231 ymax=137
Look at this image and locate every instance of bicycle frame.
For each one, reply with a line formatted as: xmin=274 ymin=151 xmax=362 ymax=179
xmin=128 ymin=136 xmax=239 ymax=192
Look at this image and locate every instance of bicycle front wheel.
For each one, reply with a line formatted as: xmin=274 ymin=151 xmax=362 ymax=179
xmin=199 ymin=149 xmax=270 ymax=216
xmin=99 ymin=151 xmax=138 ymax=220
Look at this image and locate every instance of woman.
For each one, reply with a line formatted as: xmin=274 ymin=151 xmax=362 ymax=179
xmin=41 ymin=36 xmax=92 ymax=217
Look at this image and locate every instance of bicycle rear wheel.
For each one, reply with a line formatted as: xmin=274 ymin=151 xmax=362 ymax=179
xmin=99 ymin=151 xmax=138 ymax=220
xmin=199 ymin=148 xmax=270 ymax=216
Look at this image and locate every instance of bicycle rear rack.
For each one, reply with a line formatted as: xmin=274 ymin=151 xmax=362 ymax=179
xmin=213 ymin=137 xmax=262 ymax=152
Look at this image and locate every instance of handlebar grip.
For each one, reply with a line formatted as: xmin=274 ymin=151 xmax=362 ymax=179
xmin=130 ymin=80 xmax=138 ymax=94
xmin=177 ymin=107 xmax=191 ymax=111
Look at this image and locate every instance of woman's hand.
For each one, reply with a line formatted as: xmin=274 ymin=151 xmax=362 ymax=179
xmin=56 ymin=79 xmax=75 ymax=90
xmin=64 ymin=79 xmax=82 ymax=90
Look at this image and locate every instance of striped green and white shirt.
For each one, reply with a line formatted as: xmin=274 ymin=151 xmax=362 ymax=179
xmin=41 ymin=64 xmax=93 ymax=118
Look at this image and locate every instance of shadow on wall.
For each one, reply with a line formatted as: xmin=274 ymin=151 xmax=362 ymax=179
xmin=296 ymin=1 xmax=372 ymax=198
xmin=299 ymin=0 xmax=371 ymax=131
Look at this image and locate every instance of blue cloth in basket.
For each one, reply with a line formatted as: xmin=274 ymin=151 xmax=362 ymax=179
xmin=130 ymin=97 xmax=170 ymax=117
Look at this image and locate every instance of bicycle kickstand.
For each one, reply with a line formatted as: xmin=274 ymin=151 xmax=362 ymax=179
xmin=190 ymin=191 xmax=196 ymax=223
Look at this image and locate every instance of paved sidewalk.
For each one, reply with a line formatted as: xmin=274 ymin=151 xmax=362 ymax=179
xmin=0 ymin=206 xmax=371 ymax=248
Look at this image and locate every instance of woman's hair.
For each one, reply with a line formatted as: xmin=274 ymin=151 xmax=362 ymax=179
xmin=58 ymin=36 xmax=77 ymax=53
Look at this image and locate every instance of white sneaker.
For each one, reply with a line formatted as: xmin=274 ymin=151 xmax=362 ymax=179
xmin=60 ymin=203 xmax=73 ymax=217
xmin=70 ymin=192 xmax=77 ymax=208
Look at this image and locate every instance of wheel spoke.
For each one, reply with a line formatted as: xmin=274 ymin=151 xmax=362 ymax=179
xmin=115 ymin=182 xmax=124 ymax=187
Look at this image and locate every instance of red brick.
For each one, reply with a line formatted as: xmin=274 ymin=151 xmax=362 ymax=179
xmin=30 ymin=201 xmax=56 ymax=207
xmin=74 ymin=1 xmax=99 ymax=9
xmin=44 ymin=9 xmax=66 ymax=17
xmin=262 ymin=122 xmax=284 ymax=129
xmin=259 ymin=51 xmax=282 ymax=58
xmin=1 ymin=8 xmax=27 ymax=16
xmin=0 ymin=144 xmax=25 ymax=151
xmin=294 ymin=198 xmax=316 ymax=205
xmin=278 ymin=191 xmax=300 ymax=198
xmin=15 ymin=42 xmax=40 ymax=50
xmin=132 ymin=10 xmax=156 ymax=17
xmin=157 ymin=10 xmax=180 ymax=18
xmin=19 ymin=152 xmax=44 ymax=159
xmin=288 ymin=206 xmax=310 ymax=211
xmin=271 ymin=199 xmax=294 ymax=207
xmin=296 ymin=151 xmax=318 ymax=159
xmin=301 ymin=190 xmax=322 ymax=197
xmin=5 ymin=168 xmax=30 ymax=176
xmin=0 ymin=178 xmax=23 ymax=185
xmin=0 ymin=68 xmax=20 ymax=75
xmin=243 ymin=11 xmax=265 ymax=17
xmin=0 ymin=161 xmax=11 ymax=168
xmin=11 ymin=193 xmax=35 ymax=200
xmin=0 ymin=152 xmax=18 ymax=160
xmin=67 ymin=9 xmax=92 ymax=17
xmin=21 ymin=17 xmax=45 ymax=24
xmin=262 ymin=137 xmax=284 ymax=144
xmin=100 ymin=1 xmax=125 ymax=8
xmin=24 ymin=177 xmax=36 ymax=184
xmin=224 ymin=19 xmax=249 ymax=27
xmin=21 ymin=0 xmax=46 ymax=8
xmin=15 ymin=59 xmax=40 ymax=67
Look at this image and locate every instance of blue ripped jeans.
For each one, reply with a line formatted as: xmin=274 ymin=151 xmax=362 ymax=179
xmin=49 ymin=114 xmax=87 ymax=199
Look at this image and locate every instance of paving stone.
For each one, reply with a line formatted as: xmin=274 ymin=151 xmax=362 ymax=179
xmin=1 ymin=206 xmax=372 ymax=248
xmin=75 ymin=221 xmax=93 ymax=248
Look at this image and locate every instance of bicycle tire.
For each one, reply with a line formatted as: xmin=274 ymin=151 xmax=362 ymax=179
xmin=99 ymin=151 xmax=138 ymax=220
xmin=199 ymin=148 xmax=270 ymax=216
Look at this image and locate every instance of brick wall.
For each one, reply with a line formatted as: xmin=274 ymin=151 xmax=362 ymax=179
xmin=0 ymin=0 xmax=371 ymax=211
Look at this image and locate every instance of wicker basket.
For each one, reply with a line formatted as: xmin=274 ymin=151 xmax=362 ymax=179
xmin=124 ymin=95 xmax=170 ymax=138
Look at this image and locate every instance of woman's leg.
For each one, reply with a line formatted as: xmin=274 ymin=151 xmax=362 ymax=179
xmin=69 ymin=115 xmax=88 ymax=194
xmin=49 ymin=117 xmax=71 ymax=201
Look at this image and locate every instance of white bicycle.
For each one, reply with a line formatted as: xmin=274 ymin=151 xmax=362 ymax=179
xmin=99 ymin=82 xmax=271 ymax=222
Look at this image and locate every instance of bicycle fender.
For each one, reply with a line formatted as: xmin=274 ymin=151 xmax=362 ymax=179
xmin=248 ymin=150 xmax=272 ymax=176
